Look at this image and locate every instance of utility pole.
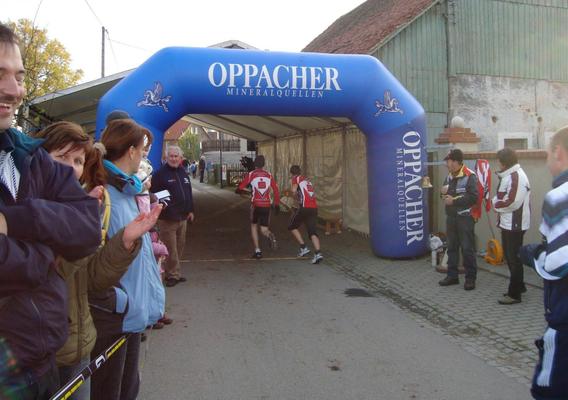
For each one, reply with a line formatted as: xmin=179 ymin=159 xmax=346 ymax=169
xmin=219 ymin=132 xmax=224 ymax=188
xmin=101 ymin=26 xmax=106 ymax=78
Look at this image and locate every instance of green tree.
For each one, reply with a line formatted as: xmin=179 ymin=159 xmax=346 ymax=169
xmin=7 ymin=19 xmax=83 ymax=125
xmin=178 ymin=128 xmax=201 ymax=161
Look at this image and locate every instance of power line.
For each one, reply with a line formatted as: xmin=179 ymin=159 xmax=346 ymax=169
xmin=105 ymin=30 xmax=119 ymax=68
xmin=23 ymin=0 xmax=46 ymax=115
xmin=107 ymin=38 xmax=150 ymax=53
xmin=31 ymin=0 xmax=45 ymax=27
xmin=82 ymin=0 xmax=104 ymax=27
xmin=80 ymin=0 xmax=151 ymax=69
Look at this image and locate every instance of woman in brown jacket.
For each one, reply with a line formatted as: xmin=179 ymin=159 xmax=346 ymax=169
xmin=33 ymin=122 xmax=162 ymax=400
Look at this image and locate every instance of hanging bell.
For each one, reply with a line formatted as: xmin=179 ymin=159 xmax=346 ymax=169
xmin=421 ymin=176 xmax=433 ymax=189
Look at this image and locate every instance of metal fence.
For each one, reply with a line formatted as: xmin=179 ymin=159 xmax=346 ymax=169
xmin=201 ymin=140 xmax=241 ymax=153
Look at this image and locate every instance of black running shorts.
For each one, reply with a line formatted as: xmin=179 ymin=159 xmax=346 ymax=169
xmin=288 ymin=207 xmax=318 ymax=237
xmin=251 ymin=206 xmax=271 ymax=227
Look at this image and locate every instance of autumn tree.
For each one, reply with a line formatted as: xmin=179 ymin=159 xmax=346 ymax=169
xmin=7 ymin=18 xmax=83 ymax=126
xmin=178 ymin=127 xmax=201 ymax=162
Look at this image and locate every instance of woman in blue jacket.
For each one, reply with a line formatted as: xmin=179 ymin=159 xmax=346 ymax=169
xmin=87 ymin=119 xmax=165 ymax=400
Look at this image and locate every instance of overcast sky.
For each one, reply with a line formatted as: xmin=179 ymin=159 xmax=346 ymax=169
xmin=5 ymin=0 xmax=365 ymax=84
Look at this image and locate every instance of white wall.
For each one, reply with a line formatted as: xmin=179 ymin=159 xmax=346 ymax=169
xmin=449 ymin=75 xmax=568 ymax=150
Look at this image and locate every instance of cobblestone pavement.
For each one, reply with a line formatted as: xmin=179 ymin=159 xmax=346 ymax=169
xmin=321 ymin=229 xmax=545 ymax=387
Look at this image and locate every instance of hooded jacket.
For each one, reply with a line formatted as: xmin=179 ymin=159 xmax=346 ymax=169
xmin=0 ymin=128 xmax=101 ymax=377
xmin=89 ymin=162 xmax=165 ymax=336
xmin=492 ymin=164 xmax=531 ymax=231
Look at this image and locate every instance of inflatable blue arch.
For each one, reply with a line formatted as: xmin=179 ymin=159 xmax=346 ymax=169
xmin=96 ymin=47 xmax=428 ymax=259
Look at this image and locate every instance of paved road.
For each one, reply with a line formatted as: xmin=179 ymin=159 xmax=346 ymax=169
xmin=138 ymin=182 xmax=531 ymax=400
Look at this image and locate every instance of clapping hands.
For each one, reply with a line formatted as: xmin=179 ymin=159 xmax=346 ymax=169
xmin=122 ymin=204 xmax=163 ymax=251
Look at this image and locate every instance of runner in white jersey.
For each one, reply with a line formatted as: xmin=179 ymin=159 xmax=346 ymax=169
xmin=287 ymin=165 xmax=322 ymax=264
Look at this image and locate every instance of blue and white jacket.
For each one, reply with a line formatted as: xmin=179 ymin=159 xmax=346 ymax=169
xmin=89 ymin=162 xmax=165 ymax=335
xmin=533 ymin=170 xmax=568 ymax=330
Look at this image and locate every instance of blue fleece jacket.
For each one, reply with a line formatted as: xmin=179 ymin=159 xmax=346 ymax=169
xmin=89 ymin=162 xmax=165 ymax=335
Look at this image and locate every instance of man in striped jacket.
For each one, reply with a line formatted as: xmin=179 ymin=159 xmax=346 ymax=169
xmin=520 ymin=126 xmax=568 ymax=399
xmin=492 ymin=148 xmax=531 ymax=305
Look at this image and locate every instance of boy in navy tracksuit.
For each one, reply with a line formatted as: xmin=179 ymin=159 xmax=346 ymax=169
xmin=521 ymin=126 xmax=568 ymax=399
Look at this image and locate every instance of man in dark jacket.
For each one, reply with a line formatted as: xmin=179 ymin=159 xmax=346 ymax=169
xmin=198 ymin=156 xmax=206 ymax=183
xmin=0 ymin=23 xmax=101 ymax=399
xmin=438 ymin=149 xmax=479 ymax=291
xmin=151 ymin=145 xmax=194 ymax=287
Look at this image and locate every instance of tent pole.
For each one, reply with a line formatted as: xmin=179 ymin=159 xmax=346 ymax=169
xmin=219 ymin=133 xmax=223 ymax=188
xmin=302 ymin=132 xmax=307 ymax=175
xmin=341 ymin=127 xmax=348 ymax=228
xmin=273 ymin=138 xmax=277 ymax=178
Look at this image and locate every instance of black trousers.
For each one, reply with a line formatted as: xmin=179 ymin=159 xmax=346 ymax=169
xmin=501 ymin=229 xmax=526 ymax=300
xmin=446 ymin=215 xmax=477 ymax=280
xmin=90 ymin=333 xmax=141 ymax=400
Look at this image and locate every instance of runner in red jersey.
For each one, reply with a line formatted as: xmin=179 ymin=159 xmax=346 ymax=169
xmin=287 ymin=165 xmax=323 ymax=264
xmin=237 ymin=155 xmax=280 ymax=258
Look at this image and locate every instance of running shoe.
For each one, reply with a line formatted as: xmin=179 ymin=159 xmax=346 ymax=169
xmin=297 ymin=247 xmax=311 ymax=257
xmin=253 ymin=250 xmax=263 ymax=259
xmin=267 ymin=232 xmax=278 ymax=250
xmin=312 ymin=253 xmax=323 ymax=264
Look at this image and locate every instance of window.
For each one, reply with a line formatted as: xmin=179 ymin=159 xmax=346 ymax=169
xmin=503 ymin=138 xmax=528 ymax=150
xmin=498 ymin=132 xmax=532 ymax=149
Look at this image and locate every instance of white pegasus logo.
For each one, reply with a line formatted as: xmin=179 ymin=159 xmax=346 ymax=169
xmin=137 ymin=82 xmax=172 ymax=112
xmin=374 ymin=90 xmax=403 ymax=117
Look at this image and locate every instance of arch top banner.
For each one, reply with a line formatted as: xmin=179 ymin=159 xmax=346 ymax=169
xmin=96 ymin=46 xmax=429 ymax=258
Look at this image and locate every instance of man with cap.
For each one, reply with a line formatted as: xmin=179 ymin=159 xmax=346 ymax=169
xmin=439 ymin=148 xmax=479 ymax=290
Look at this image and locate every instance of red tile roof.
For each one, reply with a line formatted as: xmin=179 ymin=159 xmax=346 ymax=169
xmin=303 ymin=0 xmax=436 ymax=54
xmin=164 ymin=119 xmax=190 ymax=141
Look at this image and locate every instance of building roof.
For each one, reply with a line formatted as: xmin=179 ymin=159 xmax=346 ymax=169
xmin=303 ymin=0 xmax=437 ymax=54
xmin=208 ymin=40 xmax=258 ymax=50
xmin=164 ymin=118 xmax=191 ymax=141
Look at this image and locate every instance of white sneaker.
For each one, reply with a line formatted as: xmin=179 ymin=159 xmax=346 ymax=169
xmin=297 ymin=247 xmax=311 ymax=257
xmin=312 ymin=253 xmax=323 ymax=264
